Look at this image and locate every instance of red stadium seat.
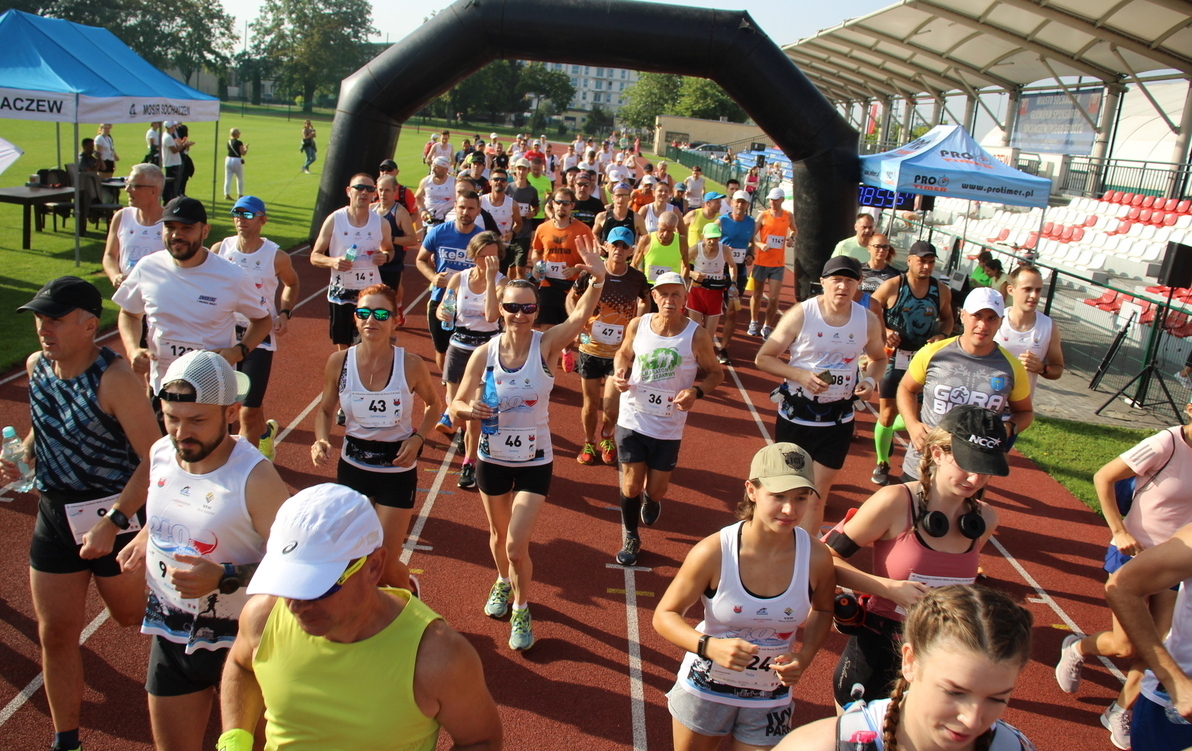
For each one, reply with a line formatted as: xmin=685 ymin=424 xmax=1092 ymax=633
xmin=1166 ymin=213 xmax=1179 ymax=227
xmin=1110 ymin=219 xmax=1132 ymax=235
xmin=1042 ymin=221 xmax=1054 ymax=236
xmin=1023 ymin=232 xmax=1039 ymax=249
xmin=1178 ymin=200 xmax=1191 ymax=214
xmin=1131 ymin=194 xmax=1144 ymax=206
xmin=1085 ymin=214 xmax=1098 ymax=226
xmin=1127 ymin=207 xmax=1142 ymax=220
xmin=1152 ymin=211 xmax=1166 ymax=226
xmin=1143 ymin=195 xmax=1156 ymax=208
xmin=987 ymin=228 xmax=1010 ymax=242
xmin=1060 ymin=226 xmax=1074 ymax=242
xmin=1085 ymin=289 xmax=1118 ymax=308
xmin=1165 ymin=198 xmax=1179 ymax=211
xmin=1103 ymin=190 xmax=1119 ymax=203
xmin=1140 ymin=209 xmax=1153 ymax=223
xmin=1121 ymin=193 xmax=1135 ymax=205
xmin=1071 ymin=227 xmax=1085 ymax=242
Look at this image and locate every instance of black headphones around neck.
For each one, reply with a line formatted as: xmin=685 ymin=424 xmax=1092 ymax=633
xmin=916 ymin=489 xmax=986 ymax=540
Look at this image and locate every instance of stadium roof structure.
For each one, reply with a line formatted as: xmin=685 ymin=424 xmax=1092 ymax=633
xmin=783 ymin=0 xmax=1192 ymax=105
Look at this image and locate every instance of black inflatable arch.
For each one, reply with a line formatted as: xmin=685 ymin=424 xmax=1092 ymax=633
xmin=314 ymin=0 xmax=859 ymax=287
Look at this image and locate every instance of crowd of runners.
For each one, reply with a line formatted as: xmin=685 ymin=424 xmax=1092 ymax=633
xmin=4 ymin=128 xmax=1192 ymax=751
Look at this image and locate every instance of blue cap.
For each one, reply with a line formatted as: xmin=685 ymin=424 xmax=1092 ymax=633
xmin=613 ymin=182 xmax=633 ymax=193
xmin=704 ymin=191 xmax=726 ymax=202
xmin=232 ymin=195 xmax=267 ymax=214
xmin=607 ymin=226 xmax=635 ymax=247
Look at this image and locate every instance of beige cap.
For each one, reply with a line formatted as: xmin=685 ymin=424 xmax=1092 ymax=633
xmin=749 ymin=443 xmax=818 ymax=495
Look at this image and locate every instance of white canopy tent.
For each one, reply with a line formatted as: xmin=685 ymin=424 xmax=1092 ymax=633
xmin=0 ymin=9 xmax=220 ymax=263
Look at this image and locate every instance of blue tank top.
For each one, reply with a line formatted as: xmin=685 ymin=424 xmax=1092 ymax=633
xmin=719 ymin=214 xmax=755 ymax=256
xmin=885 ymin=274 xmax=942 ymax=353
xmin=30 ymin=347 xmax=137 ymax=494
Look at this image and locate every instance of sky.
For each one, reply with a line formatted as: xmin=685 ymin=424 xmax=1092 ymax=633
xmin=219 ymin=0 xmax=893 ymax=50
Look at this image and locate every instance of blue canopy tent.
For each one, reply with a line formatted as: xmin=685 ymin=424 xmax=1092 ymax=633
xmin=0 ymin=9 xmax=220 ymax=263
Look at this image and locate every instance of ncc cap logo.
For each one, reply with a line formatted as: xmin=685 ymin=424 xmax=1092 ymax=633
xmin=969 ymin=433 xmax=1002 ymax=450
xmin=782 ymin=450 xmax=805 ymax=471
xmin=282 ymin=541 xmax=299 ymax=554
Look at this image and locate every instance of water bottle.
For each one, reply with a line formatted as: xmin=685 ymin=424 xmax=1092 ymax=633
xmin=1156 ymin=688 xmax=1192 ymax=724
xmin=532 ymin=260 xmax=548 ymax=282
xmin=728 ymin=286 xmax=739 ymax=300
xmin=441 ymin=288 xmax=457 ymax=332
xmin=481 ymin=366 xmax=500 ymax=436
xmin=344 ymin=243 xmax=359 ymax=263
xmin=2 ymin=426 xmax=34 ymax=493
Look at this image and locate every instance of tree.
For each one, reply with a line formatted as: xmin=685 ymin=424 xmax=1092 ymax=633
xmin=522 ymin=63 xmax=576 ymax=115
xmin=674 ymin=78 xmax=747 ymax=123
xmin=170 ymin=0 xmax=235 ymax=86
xmin=618 ymin=73 xmax=682 ymax=129
xmin=586 ymin=104 xmax=614 ymax=134
xmin=252 ymin=0 xmax=377 ymax=113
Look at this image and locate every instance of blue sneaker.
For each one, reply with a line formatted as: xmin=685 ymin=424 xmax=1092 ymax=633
xmin=433 ymin=412 xmax=454 ymax=436
xmin=509 ymin=607 xmax=535 ymax=651
xmin=484 ymin=579 xmax=512 ymax=618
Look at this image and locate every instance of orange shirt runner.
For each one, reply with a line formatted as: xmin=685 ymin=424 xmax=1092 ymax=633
xmin=531 ymin=219 xmax=595 ymax=288
xmin=755 ymin=209 xmax=792 ymax=268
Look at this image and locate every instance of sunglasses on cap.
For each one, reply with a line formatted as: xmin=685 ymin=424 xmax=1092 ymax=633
xmin=501 ymin=302 xmax=538 ymax=315
xmin=310 ymin=555 xmax=369 ymax=601
xmin=231 ymin=209 xmax=262 ymax=220
xmin=351 ymin=184 xmax=377 ymax=193
xmin=354 ymin=307 xmax=393 ymax=321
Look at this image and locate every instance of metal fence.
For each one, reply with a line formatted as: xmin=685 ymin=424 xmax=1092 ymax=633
xmin=664 ymin=145 xmax=783 ymax=202
xmin=1060 ymin=155 xmax=1192 ymax=201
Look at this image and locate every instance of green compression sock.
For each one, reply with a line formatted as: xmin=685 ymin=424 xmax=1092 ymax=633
xmin=892 ymin=413 xmax=906 ymax=432
xmin=874 ymin=422 xmax=895 ymax=464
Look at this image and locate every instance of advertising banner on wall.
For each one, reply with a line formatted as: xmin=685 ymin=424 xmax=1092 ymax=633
xmin=1011 ymin=90 xmax=1102 ymax=155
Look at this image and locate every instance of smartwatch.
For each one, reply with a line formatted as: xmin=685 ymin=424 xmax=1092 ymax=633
xmin=219 ymin=563 xmax=242 ymax=595
xmin=105 ymin=508 xmax=131 ymax=530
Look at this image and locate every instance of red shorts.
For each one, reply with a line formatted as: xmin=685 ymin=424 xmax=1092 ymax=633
xmin=687 ymin=285 xmax=725 ymax=316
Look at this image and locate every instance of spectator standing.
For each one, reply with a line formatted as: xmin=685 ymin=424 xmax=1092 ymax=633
xmin=95 ymin=123 xmax=117 ymax=178
xmin=300 ymin=120 xmax=317 ymax=173
xmin=223 ymin=128 xmax=247 ymax=201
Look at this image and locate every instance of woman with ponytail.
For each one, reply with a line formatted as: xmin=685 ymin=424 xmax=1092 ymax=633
xmin=820 ymin=405 xmax=1009 ymax=710
xmin=778 ymin=584 xmax=1035 ymax=750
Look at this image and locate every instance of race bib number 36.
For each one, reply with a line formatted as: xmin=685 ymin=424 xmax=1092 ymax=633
xmin=633 ymin=385 xmax=674 ymax=417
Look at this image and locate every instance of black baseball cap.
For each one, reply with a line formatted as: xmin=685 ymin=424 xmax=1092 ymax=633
xmin=908 ymin=240 xmax=937 ymax=258
xmin=469 ymin=152 xmax=485 ymax=163
xmin=161 ymin=196 xmax=207 ymax=225
xmin=379 ymin=159 xmax=397 ymax=170
xmin=17 ymin=276 xmax=103 ymax=318
xmin=821 ymin=255 xmax=862 ymax=281
xmin=939 ymin=405 xmax=1010 ymax=477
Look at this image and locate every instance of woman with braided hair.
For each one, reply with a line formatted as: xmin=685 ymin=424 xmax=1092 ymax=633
xmin=819 ymin=405 xmax=1010 ymax=710
xmin=777 ymin=584 xmax=1036 ymax=750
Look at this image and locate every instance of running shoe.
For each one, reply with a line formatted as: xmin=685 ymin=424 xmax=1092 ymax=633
xmin=258 ymin=419 xmax=279 ymax=462
xmin=871 ymin=462 xmax=890 ymax=486
xmin=577 ymin=442 xmax=598 ymax=465
xmin=458 ymin=462 xmax=476 ymax=489
xmin=562 ymin=349 xmax=577 ymax=373
xmin=747 ymin=321 xmax=760 ymax=337
xmin=616 ymin=530 xmax=641 ymax=566
xmin=434 ymin=412 xmax=455 ymax=436
xmin=1101 ymin=701 xmax=1131 ymax=750
xmin=396 ymin=304 xmax=406 ymax=327
xmin=599 ymin=438 xmax=617 ymax=465
xmin=640 ymin=494 xmax=661 ymax=526
xmin=455 ymin=429 xmax=466 ymax=452
xmin=484 ymin=579 xmax=513 ymax=618
xmin=716 ymin=348 xmax=730 ymax=366
xmin=509 ymin=607 xmax=535 ymax=651
xmin=761 ymin=325 xmax=774 ymax=340
xmin=407 ymin=574 xmax=421 ymax=600
xmin=1054 ymin=634 xmax=1085 ymax=693
xmin=1177 ymin=370 xmax=1192 ymax=390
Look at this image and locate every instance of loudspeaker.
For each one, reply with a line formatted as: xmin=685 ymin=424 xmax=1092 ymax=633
xmin=755 ymin=155 xmax=766 ymax=169
xmin=1158 ymin=241 xmax=1192 ymax=288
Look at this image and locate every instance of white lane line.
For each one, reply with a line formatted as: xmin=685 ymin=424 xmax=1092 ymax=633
xmin=725 ymin=359 xmax=773 ymax=446
xmin=402 ymin=441 xmax=458 ymax=565
xmin=856 ymin=401 xmax=1126 ymax=683
xmin=0 ymin=609 xmax=108 ymax=727
xmin=608 ymin=563 xmax=651 ymax=751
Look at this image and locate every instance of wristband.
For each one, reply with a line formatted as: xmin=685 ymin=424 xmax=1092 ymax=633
xmin=278 ymin=309 xmax=292 ymax=319
xmin=860 ymin=376 xmax=876 ymax=390
xmin=694 ymin=385 xmax=705 ymax=399
xmin=236 ymin=342 xmax=250 ymax=360
xmin=216 ymin=729 xmax=253 ymax=751
xmin=591 ymin=280 xmax=605 ymax=288
xmin=697 ymin=634 xmax=711 ymax=659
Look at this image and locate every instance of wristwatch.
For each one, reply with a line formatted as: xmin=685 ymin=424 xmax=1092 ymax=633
xmin=236 ymin=342 xmax=251 ymax=360
xmin=219 ymin=563 xmax=242 ymax=595
xmin=105 ymin=508 xmax=131 ymax=530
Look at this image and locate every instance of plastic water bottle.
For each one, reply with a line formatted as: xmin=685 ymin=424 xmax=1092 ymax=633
xmin=1155 ymin=689 xmax=1192 ymax=724
xmin=441 ymin=288 xmax=457 ymax=332
xmin=481 ymin=366 xmax=500 ymax=436
xmin=728 ymin=286 xmax=739 ymax=300
xmin=344 ymin=243 xmax=359 ymax=263
xmin=2 ymin=426 xmax=34 ymax=493
xmin=532 ymin=260 xmax=548 ymax=282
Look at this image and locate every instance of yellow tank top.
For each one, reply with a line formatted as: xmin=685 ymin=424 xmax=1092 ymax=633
xmin=686 ymin=209 xmax=716 ymax=247
xmin=254 ymin=589 xmax=441 ymax=750
xmin=642 ymin=231 xmax=684 ymax=285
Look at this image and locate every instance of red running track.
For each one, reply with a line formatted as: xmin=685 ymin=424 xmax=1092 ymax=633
xmin=0 ymin=247 xmax=1127 ymax=749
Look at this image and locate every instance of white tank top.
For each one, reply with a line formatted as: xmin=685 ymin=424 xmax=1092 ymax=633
xmin=1143 ymin=577 xmax=1192 ymax=708
xmin=424 ymin=176 xmax=455 ymax=221
xmin=454 ymin=270 xmax=505 ymax=340
xmin=117 ymin=208 xmax=165 ymax=275
xmin=478 ymin=331 xmax=554 ymax=468
xmin=142 ymin=436 xmax=267 ymax=652
xmin=481 ymin=193 xmax=515 ymax=235
xmin=643 ymin=203 xmax=662 ymax=233
xmin=782 ymin=298 xmax=869 ymax=425
xmin=678 ymin=523 xmax=813 ymax=709
xmin=693 ymin=243 xmax=727 ymax=279
xmin=618 ymin=315 xmax=699 ymax=441
xmin=328 ymin=208 xmax=383 ymax=304
xmin=215 ymin=237 xmax=281 ymax=352
xmin=996 ymin=312 xmax=1053 ymax=394
xmin=341 ymin=346 xmax=415 ymax=471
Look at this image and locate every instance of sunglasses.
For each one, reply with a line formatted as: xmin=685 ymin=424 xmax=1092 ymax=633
xmin=231 ymin=210 xmax=262 ymax=220
xmin=310 ymin=555 xmax=369 ymax=601
xmin=553 ymin=200 xmax=574 ymax=206
xmin=351 ymin=184 xmax=377 ymax=193
xmin=501 ymin=302 xmax=538 ymax=315
xmin=575 ymin=182 xmax=591 ymax=187
xmin=354 ymin=307 xmax=394 ymax=321
xmin=491 ymin=177 xmax=508 ymax=182
xmin=872 ymin=244 xmax=892 ymax=250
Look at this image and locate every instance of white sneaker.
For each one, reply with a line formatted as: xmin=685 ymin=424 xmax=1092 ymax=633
xmin=1054 ymin=634 xmax=1085 ymax=693
xmin=1100 ymin=702 xmax=1131 ymax=750
xmin=1176 ymin=370 xmax=1192 ymax=390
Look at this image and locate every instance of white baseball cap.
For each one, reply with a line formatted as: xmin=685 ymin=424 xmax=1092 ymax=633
xmin=489 ymin=132 xmax=498 ymax=140
xmin=962 ymin=287 xmax=1006 ymax=317
xmin=432 ymin=156 xmax=451 ymax=168
xmin=768 ymin=187 xmax=785 ymax=201
xmin=652 ymin=271 xmax=687 ymax=289
xmin=247 ymin=484 xmax=385 ymax=600
xmin=513 ymin=157 xmax=532 ymax=169
xmin=732 ymin=190 xmax=750 ymax=202
xmin=640 ymin=175 xmax=657 ymax=186
xmin=160 ymin=350 xmax=249 ymax=405
xmin=163 ymin=120 xmax=177 ymax=129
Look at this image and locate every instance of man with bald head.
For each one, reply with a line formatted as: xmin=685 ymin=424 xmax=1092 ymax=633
xmin=832 ymin=212 xmax=876 ymax=264
xmin=634 ymin=210 xmax=689 ymax=289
